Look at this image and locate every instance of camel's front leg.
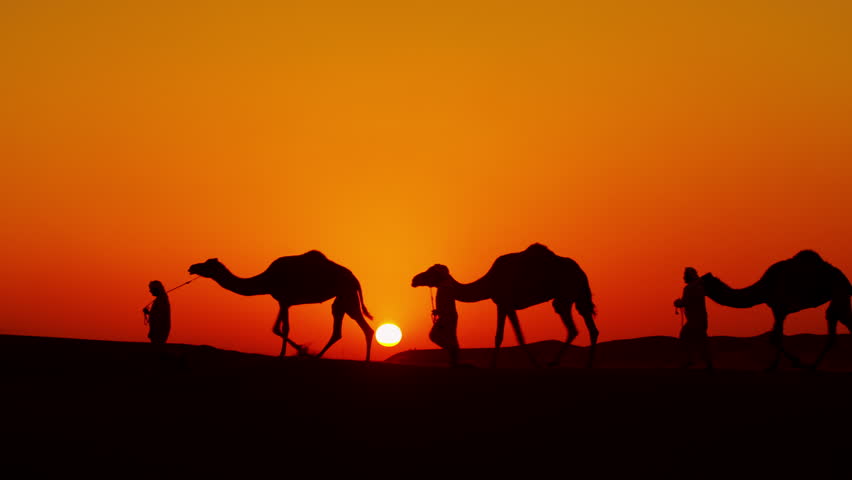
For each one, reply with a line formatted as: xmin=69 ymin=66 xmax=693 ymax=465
xmin=316 ymin=299 xmax=345 ymax=359
xmin=273 ymin=306 xmax=304 ymax=358
xmin=492 ymin=309 xmax=507 ymax=368
xmin=767 ymin=311 xmax=800 ymax=371
xmin=507 ymin=310 xmax=539 ymax=368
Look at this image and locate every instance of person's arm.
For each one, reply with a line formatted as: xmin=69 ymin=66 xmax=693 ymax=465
xmin=148 ymin=298 xmax=166 ymax=320
xmin=674 ymin=284 xmax=690 ymax=308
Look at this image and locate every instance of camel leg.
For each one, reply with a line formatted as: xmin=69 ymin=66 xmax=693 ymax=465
xmin=507 ymin=310 xmax=539 ymax=368
xmin=767 ymin=310 xmax=800 ymax=371
xmin=492 ymin=308 xmax=507 ymax=368
xmin=581 ymin=312 xmax=599 ymax=369
xmin=316 ymin=297 xmax=346 ymax=359
xmin=347 ymin=301 xmax=374 ymax=362
xmin=811 ymin=298 xmax=850 ymax=369
xmin=550 ymin=298 xmax=578 ymax=367
xmin=811 ymin=318 xmax=838 ymax=370
xmin=273 ymin=306 xmax=297 ymax=358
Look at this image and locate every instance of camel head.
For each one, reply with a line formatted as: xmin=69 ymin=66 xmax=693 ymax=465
xmin=412 ymin=264 xmax=452 ymax=288
xmin=188 ymin=258 xmax=226 ymax=278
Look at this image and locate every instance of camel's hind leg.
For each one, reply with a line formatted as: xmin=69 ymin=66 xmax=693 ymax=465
xmin=550 ymin=298 xmax=579 ymax=367
xmin=580 ymin=310 xmax=599 ymax=369
xmin=812 ymin=297 xmax=851 ymax=369
xmin=316 ymin=294 xmax=374 ymax=362
xmin=347 ymin=297 xmax=374 ymax=362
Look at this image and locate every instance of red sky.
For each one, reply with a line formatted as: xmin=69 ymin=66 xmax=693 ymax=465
xmin=2 ymin=1 xmax=851 ymax=360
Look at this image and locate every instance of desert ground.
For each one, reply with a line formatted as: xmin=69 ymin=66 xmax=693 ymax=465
xmin=2 ymin=333 xmax=851 ymax=477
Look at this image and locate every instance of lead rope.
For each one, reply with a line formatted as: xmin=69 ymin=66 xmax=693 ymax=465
xmin=142 ymin=276 xmax=202 ymax=324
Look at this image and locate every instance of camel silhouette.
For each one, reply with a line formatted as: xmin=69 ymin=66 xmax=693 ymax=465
xmin=411 ymin=243 xmax=598 ymax=368
xmin=701 ymin=250 xmax=852 ymax=371
xmin=188 ymin=250 xmax=374 ymax=360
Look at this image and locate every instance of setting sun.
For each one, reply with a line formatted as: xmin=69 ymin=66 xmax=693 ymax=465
xmin=376 ymin=323 xmax=402 ymax=347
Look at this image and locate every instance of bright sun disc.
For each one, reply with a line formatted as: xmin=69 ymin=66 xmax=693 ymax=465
xmin=376 ymin=323 xmax=402 ymax=347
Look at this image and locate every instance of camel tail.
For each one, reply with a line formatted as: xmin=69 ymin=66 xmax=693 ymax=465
xmin=357 ymin=282 xmax=373 ymax=320
xmin=576 ymin=276 xmax=596 ymax=318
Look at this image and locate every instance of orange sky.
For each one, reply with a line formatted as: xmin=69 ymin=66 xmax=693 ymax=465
xmin=2 ymin=1 xmax=851 ymax=361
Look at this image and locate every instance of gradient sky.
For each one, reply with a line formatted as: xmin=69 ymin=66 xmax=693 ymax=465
xmin=2 ymin=1 xmax=851 ymax=360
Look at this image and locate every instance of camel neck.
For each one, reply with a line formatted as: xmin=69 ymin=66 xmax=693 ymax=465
xmin=212 ymin=266 xmax=267 ymax=296
xmin=446 ymin=275 xmax=492 ymax=303
xmin=704 ymin=277 xmax=766 ymax=309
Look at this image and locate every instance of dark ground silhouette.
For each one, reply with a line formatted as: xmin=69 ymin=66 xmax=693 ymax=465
xmin=2 ymin=334 xmax=851 ymax=477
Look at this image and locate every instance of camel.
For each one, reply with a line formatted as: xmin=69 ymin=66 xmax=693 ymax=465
xmin=701 ymin=249 xmax=852 ymax=371
xmin=411 ymin=243 xmax=598 ymax=368
xmin=188 ymin=250 xmax=374 ymax=361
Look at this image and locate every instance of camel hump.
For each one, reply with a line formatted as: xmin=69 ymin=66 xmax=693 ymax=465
xmin=793 ymin=249 xmax=823 ymax=264
xmin=267 ymin=250 xmax=331 ymax=273
xmin=524 ymin=243 xmax=554 ymax=256
xmin=304 ymin=250 xmax=328 ymax=260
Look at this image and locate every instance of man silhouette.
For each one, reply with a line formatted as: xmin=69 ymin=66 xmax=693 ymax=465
xmin=143 ymin=280 xmax=171 ymax=344
xmin=430 ymin=290 xmax=461 ymax=367
xmin=674 ymin=267 xmax=713 ymax=370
